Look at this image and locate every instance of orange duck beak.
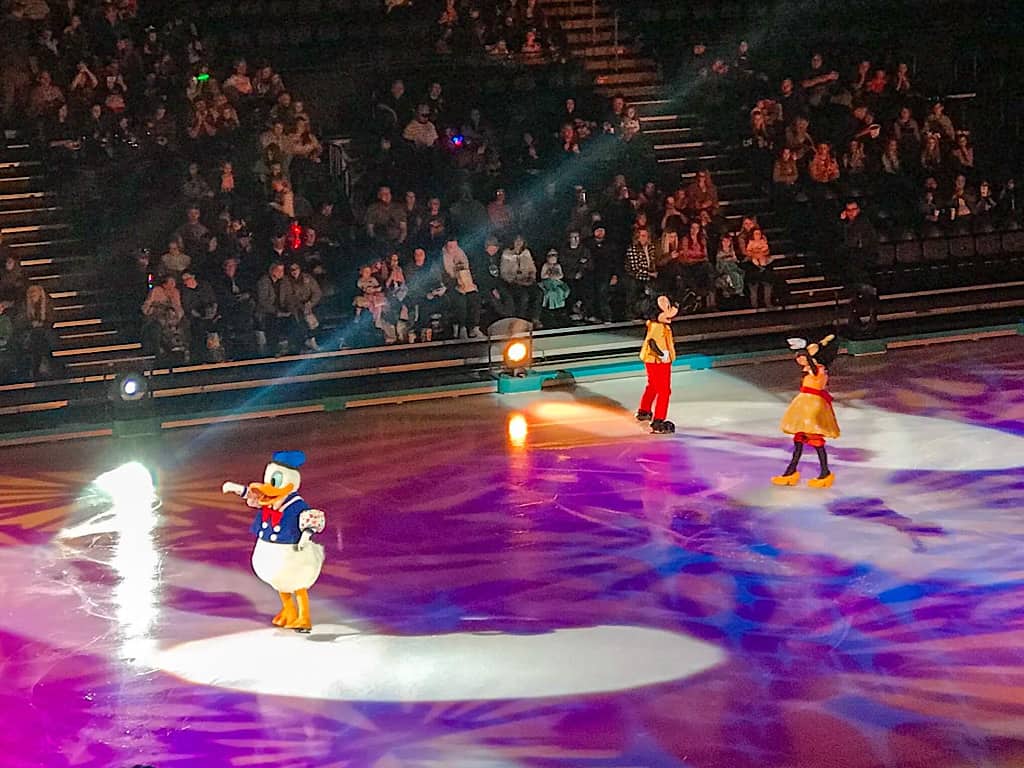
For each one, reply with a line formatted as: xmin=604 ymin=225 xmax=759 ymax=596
xmin=248 ymin=482 xmax=295 ymax=506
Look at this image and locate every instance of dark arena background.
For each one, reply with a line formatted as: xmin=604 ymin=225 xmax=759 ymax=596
xmin=1 ymin=0 xmax=1023 ymax=766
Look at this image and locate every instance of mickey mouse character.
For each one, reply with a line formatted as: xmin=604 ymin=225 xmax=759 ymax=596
xmin=772 ymin=334 xmax=840 ymax=488
xmin=635 ymin=294 xmax=679 ymax=434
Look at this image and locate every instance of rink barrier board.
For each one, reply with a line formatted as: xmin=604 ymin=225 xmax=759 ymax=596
xmin=0 ymin=322 xmax=1020 ymax=446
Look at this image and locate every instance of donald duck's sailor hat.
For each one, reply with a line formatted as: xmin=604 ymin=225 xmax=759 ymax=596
xmin=272 ymin=451 xmax=306 ymax=470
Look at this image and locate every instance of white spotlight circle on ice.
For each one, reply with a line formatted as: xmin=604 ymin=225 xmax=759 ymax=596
xmin=155 ymin=624 xmax=725 ymax=702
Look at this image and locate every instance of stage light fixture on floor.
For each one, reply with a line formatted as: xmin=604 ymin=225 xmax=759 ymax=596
xmin=504 ymin=339 xmax=530 ymax=369
xmin=115 ymin=372 xmax=149 ymax=403
xmin=487 ymin=318 xmax=534 ymax=386
xmin=846 ymin=284 xmax=879 ymax=340
xmin=108 ymin=371 xmax=158 ymax=437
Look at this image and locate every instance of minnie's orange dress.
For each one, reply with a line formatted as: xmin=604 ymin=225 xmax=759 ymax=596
xmin=779 ymin=367 xmax=839 ymax=445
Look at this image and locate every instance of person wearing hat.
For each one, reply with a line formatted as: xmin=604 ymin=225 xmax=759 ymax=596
xmin=586 ymin=223 xmax=617 ymax=322
xmin=476 ymin=235 xmax=515 ymax=323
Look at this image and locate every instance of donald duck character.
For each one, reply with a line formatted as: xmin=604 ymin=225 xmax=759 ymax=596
xmin=222 ymin=450 xmax=326 ymax=632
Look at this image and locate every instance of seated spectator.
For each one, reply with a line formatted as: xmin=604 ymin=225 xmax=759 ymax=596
xmin=773 ymin=146 xmax=799 ymax=189
xmin=423 ymin=81 xmax=447 ymax=125
xmin=308 ymin=200 xmax=346 ymax=246
xmin=211 ymin=94 xmax=240 ymax=136
xmin=521 ymin=28 xmax=543 ymax=56
xmin=840 ymin=140 xmax=867 ymax=180
xmin=16 ymin=284 xmax=57 ymax=379
xmin=403 ymin=103 xmax=439 ymax=150
xmin=680 ymin=221 xmax=715 ymax=311
xmin=948 ymin=174 xmax=977 ymax=225
xmin=176 ymin=206 xmax=209 ymax=257
xmin=297 ymin=227 xmax=331 ymax=297
xmin=263 ymin=232 xmax=290 ymax=271
xmin=808 ymin=142 xmax=840 ymax=185
xmin=212 ymin=256 xmax=257 ymax=356
xmin=999 ymin=178 xmax=1020 ymax=222
xmin=223 ymin=59 xmax=254 ymax=100
xmin=714 ymin=233 xmax=745 ymax=301
xmin=539 ymin=248 xmax=570 ymax=322
xmin=893 ymin=62 xmax=912 ymax=96
xmin=785 ymin=116 xmax=814 ymax=163
xmin=686 ymin=169 xmax=720 ymax=217
xmin=353 ymin=263 xmax=396 ymax=344
xmin=142 ymin=275 xmax=187 ymax=360
xmin=892 ymin=106 xmax=922 ymax=161
xmin=255 ymin=262 xmax=297 ymax=355
xmin=743 ymin=228 xmax=774 ymax=308
xmin=27 ymin=71 xmax=65 ymax=121
xmin=145 ymin=104 xmax=177 ymax=152
xmin=919 ymin=187 xmax=942 ymax=225
xmin=975 ymin=181 xmax=999 ymax=223
xmin=182 ymin=162 xmax=213 ymax=202
xmin=736 ymin=216 xmax=760 ymax=256
xmin=881 ymin=139 xmax=904 ymax=176
xmin=951 ymin=131 xmax=975 ymax=176
xmin=865 ymin=68 xmax=888 ymax=96
xmin=158 ymin=237 xmax=192 ymax=281
xmin=800 ymin=53 xmax=839 ymax=110
xmin=500 ymin=234 xmax=540 ymax=324
xmin=366 ymin=185 xmax=408 ymax=247
xmin=290 ymin=117 xmax=323 ymax=163
xmin=623 ymin=227 xmax=657 ymax=316
xmin=269 ymin=178 xmax=296 ymax=223
xmin=920 ymin=132 xmax=943 ymax=175
xmin=284 ymin=261 xmax=322 ymax=351
xmin=924 ymin=101 xmax=955 ymax=143
xmin=487 ymin=188 xmax=514 ymax=236
xmin=850 ymin=60 xmax=872 ymax=99
xmin=217 ymin=160 xmax=236 ymax=199
xmin=68 ymin=61 xmax=99 ymax=110
xmin=270 ymin=91 xmax=296 ymax=128
xmin=180 ymin=270 xmax=222 ymax=362
xmin=441 ymin=236 xmax=481 ymax=338
xmin=778 ymin=77 xmax=806 ymax=127
xmin=660 ymin=194 xmax=686 ymax=232
xmin=405 ymin=248 xmax=445 ymax=342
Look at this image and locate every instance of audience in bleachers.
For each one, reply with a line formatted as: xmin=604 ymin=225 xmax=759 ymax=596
xmin=1 ymin=1 xmax=1020 ymax=377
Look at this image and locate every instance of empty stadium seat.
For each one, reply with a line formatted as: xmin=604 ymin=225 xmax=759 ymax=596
xmin=1002 ymin=230 xmax=1024 ymax=254
xmin=948 ymin=236 xmax=975 ymax=261
xmin=875 ymin=243 xmax=896 ymax=267
xmin=921 ymin=237 xmax=949 ymax=262
xmin=895 ymin=239 xmax=922 ymax=265
xmin=975 ymin=233 xmax=1002 ymax=256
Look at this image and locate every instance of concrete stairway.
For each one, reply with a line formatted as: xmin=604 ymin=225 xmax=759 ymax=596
xmin=0 ymin=133 xmax=148 ymax=376
xmin=544 ymin=0 xmax=841 ymax=305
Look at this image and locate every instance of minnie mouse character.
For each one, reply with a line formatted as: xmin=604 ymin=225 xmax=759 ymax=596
xmin=772 ymin=334 xmax=840 ymax=487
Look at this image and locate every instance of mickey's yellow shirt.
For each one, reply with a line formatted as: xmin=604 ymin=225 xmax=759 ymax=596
xmin=640 ymin=320 xmax=675 ymax=363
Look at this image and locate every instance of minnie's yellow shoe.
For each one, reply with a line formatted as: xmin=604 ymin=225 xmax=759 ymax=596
xmin=771 ymin=471 xmax=800 ymax=486
xmin=807 ymin=472 xmax=835 ymax=488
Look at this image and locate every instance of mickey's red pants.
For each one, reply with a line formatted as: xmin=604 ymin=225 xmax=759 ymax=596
xmin=639 ymin=362 xmax=672 ymax=420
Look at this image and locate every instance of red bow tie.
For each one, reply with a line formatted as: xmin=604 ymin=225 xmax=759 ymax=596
xmin=261 ymin=506 xmax=283 ymax=527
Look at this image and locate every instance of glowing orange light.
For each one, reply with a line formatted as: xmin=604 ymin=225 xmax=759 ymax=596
xmin=507 ymin=414 xmax=528 ymax=446
xmin=505 ymin=341 xmax=529 ymax=365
